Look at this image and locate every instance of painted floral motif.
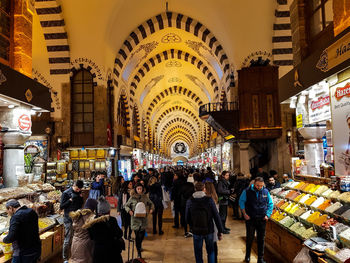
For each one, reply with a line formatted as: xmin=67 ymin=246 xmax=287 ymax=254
xmin=316 ymin=50 xmax=329 ymax=72
xmin=165 ymin=60 xmax=182 ymax=67
xmin=168 ymin=77 xmax=182 ymax=83
xmin=161 ymin=33 xmax=182 ymax=43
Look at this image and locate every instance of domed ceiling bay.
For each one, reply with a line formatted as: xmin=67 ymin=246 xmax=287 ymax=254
xmin=113 ymin=12 xmax=231 ymax=158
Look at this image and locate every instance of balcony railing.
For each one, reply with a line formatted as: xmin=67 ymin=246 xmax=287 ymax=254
xmin=199 ymin=101 xmax=238 ymax=117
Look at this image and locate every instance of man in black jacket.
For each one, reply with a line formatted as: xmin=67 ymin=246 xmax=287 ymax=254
xmin=217 ymin=171 xmax=231 ymax=234
xmin=0 ymin=199 xmax=41 ymax=262
xmin=186 ymin=182 xmax=223 ymax=263
xmin=60 ymin=180 xmax=84 ymax=263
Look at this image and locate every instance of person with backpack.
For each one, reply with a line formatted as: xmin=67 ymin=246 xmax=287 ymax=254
xmin=186 ymin=182 xmax=224 ymax=263
xmin=239 ymin=177 xmax=274 ymax=263
xmin=148 ymin=176 xmax=164 ymax=235
xmin=217 ymin=171 xmax=231 ymax=234
xmin=124 ymin=182 xmax=154 ymax=259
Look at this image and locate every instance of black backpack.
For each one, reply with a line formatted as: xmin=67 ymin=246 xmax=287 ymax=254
xmin=190 ymin=196 xmax=211 ymax=235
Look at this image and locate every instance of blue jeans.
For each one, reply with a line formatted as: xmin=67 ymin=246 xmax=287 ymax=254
xmin=193 ymin=233 xmax=215 ymax=263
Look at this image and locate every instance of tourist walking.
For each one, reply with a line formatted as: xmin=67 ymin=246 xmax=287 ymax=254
xmin=124 ymin=182 xmax=154 ymax=259
xmin=217 ymin=171 xmax=231 ymax=234
xmin=239 ymin=177 xmax=274 ymax=263
xmin=117 ymin=180 xmax=133 ymax=239
xmin=60 ymin=180 xmax=84 ymax=263
xmin=84 ymin=196 xmax=123 ymax=263
xmin=186 ymin=182 xmax=224 ymax=263
xmin=148 ymin=176 xmax=164 ymax=235
xmin=0 ymin=199 xmax=41 ymax=263
xmin=69 ymin=198 xmax=97 ymax=263
xmin=204 ymin=182 xmax=220 ymax=263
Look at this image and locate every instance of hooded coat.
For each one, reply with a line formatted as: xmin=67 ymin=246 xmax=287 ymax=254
xmin=69 ymin=209 xmax=95 ymax=263
xmin=83 ymin=215 xmax=123 ymax=263
xmin=124 ymin=190 xmax=155 ymax=231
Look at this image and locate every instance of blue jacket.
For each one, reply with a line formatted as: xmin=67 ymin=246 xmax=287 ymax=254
xmin=239 ymin=185 xmax=273 ymax=218
xmin=186 ymin=192 xmax=224 ymax=235
xmin=3 ymin=206 xmax=41 ymax=257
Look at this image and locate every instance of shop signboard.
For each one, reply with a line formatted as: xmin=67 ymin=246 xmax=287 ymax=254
xmin=330 ymin=80 xmax=350 ymax=175
xmin=296 ymin=114 xmax=303 ymax=128
xmin=317 ymin=31 xmax=350 ymax=72
xmin=18 ymin=114 xmax=31 ymax=132
xmin=308 ymin=95 xmax=331 ymax=123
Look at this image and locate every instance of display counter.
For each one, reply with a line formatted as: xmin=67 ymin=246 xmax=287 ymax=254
xmin=0 ymin=183 xmax=64 ymax=262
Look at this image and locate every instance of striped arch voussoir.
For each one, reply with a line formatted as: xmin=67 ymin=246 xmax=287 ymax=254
xmin=70 ymin=65 xmax=98 ymax=86
xmin=120 ymin=93 xmax=131 ymax=132
xmin=35 ymin=0 xmax=70 ymax=75
xmin=113 ymin=12 xmax=230 ymax=88
xmin=129 ymin=49 xmax=219 ymax=95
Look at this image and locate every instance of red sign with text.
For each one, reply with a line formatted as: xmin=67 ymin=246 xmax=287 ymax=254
xmin=18 ymin=114 xmax=31 ymax=132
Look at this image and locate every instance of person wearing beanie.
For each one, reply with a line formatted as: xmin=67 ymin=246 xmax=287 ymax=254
xmin=0 ymin=199 xmax=41 ymax=262
xmin=83 ymin=196 xmax=123 ymax=263
xmin=69 ymin=198 xmax=97 ymax=263
xmin=124 ymin=182 xmax=155 ymax=259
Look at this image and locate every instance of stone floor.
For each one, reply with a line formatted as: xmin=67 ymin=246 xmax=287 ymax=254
xmin=48 ymin=207 xmax=282 ymax=263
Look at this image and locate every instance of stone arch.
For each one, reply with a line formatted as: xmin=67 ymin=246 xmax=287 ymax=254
xmin=132 ymin=104 xmax=141 ymax=138
xmin=129 ymin=49 xmax=219 ymax=96
xmin=70 ymin=64 xmax=98 ymax=86
xmin=113 ymin=12 xmax=231 ymax=87
xmin=163 ymin=128 xmax=195 ymax=146
xmin=154 ymin=106 xmax=201 ymax=132
xmin=35 ymin=0 xmax=70 ymax=75
xmin=160 ymin=121 xmax=197 ymax=139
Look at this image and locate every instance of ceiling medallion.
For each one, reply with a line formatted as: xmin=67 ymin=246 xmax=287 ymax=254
xmin=165 ymin=60 xmax=182 ymax=67
xmin=168 ymin=77 xmax=182 ymax=83
xmin=174 ymin=142 xmax=187 ymax=154
xmin=25 ymin=89 xmax=33 ymax=102
xmin=161 ymin=33 xmax=182 ymax=43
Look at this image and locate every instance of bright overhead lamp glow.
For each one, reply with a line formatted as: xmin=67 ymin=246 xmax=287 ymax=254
xmin=8 ymin=105 xmax=15 ymax=109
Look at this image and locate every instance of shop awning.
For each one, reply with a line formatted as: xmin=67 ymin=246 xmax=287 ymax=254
xmin=0 ymin=62 xmax=51 ymax=111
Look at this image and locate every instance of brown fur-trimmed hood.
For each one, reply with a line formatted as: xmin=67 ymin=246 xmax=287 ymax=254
xmin=130 ymin=189 xmax=146 ymax=198
xmin=82 ymin=215 xmax=110 ymax=229
xmin=69 ymin=209 xmax=94 ymax=220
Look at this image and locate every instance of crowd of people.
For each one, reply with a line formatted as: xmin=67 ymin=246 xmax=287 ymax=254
xmin=0 ymin=165 xmax=292 ymax=263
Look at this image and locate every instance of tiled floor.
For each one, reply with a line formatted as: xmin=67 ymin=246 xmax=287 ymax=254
xmin=48 ymin=207 xmax=282 ymax=263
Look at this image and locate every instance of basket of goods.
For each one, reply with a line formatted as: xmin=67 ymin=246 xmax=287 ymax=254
xmin=0 ymin=233 xmax=12 ymax=260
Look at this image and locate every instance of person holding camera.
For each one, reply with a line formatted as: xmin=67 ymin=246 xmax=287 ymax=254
xmin=89 ymin=174 xmax=105 ymax=200
xmin=60 ymin=180 xmax=84 ymax=263
xmin=217 ymin=171 xmax=231 ymax=234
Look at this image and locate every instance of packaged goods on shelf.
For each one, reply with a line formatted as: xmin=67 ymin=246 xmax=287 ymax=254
xmin=300 ymin=210 xmax=312 ymax=220
xmin=334 ymin=248 xmax=350 ymax=262
xmin=313 ymin=214 xmax=328 ymax=226
xmin=289 ymin=222 xmax=304 ymax=232
xmin=321 ymin=218 xmax=338 ymax=229
xmin=334 ymin=223 xmax=349 ymax=235
xmin=304 ymin=195 xmax=318 ymax=205
xmin=318 ymin=200 xmax=331 ymax=210
xmin=322 ymin=188 xmax=334 ymax=198
xmin=304 ymin=184 xmax=316 ymax=192
xmin=325 ymin=202 xmax=343 ymax=213
xmin=333 ymin=205 xmax=350 ymax=216
xmin=299 ymin=194 xmax=312 ymax=204
xmin=294 ymin=207 xmax=307 ymax=217
xmin=329 ymin=190 xmax=341 ymax=199
xmin=279 ymin=216 xmax=296 ymax=228
xmin=314 ymin=185 xmax=329 ymax=195
xmin=294 ymin=193 xmax=306 ymax=202
xmin=311 ymin=197 xmax=325 ymax=208
xmin=301 ymin=228 xmax=318 ymax=239
xmin=307 ymin=211 xmax=321 ymax=223
xmin=271 ymin=188 xmax=282 ymax=195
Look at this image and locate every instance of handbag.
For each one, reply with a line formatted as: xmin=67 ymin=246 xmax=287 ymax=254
xmin=229 ymin=193 xmax=237 ymax=203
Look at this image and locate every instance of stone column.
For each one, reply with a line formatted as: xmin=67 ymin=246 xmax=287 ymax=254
xmin=13 ymin=0 xmax=33 ymax=77
xmin=290 ymin=0 xmax=308 ymax=66
xmin=239 ymin=142 xmax=250 ymax=175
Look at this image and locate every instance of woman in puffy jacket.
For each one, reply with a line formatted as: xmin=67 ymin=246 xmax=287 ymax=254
xmin=69 ymin=198 xmax=97 ymax=263
xmin=148 ymin=176 xmax=164 ymax=235
xmin=124 ymin=183 xmax=154 ymax=259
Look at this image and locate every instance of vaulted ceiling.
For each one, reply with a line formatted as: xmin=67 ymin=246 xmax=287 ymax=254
xmin=32 ymin=0 xmax=289 ymax=158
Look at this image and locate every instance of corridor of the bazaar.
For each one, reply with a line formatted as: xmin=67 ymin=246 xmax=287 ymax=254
xmin=0 ymin=0 xmax=348 ymax=262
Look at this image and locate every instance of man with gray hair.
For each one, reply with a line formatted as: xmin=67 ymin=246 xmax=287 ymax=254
xmin=0 ymin=199 xmax=41 ymax=262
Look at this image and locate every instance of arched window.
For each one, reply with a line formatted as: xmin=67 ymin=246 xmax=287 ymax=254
xmin=71 ymin=69 xmax=94 ymax=146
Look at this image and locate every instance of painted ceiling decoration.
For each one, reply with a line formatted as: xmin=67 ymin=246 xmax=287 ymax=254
xmin=111 ymin=11 xmax=232 ymax=157
xmin=173 ymin=142 xmax=187 ymax=154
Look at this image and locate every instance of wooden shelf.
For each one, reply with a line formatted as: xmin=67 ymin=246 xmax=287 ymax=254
xmin=295 ymin=174 xmax=331 ymax=183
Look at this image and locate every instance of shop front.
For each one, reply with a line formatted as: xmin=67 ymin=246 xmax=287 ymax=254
xmin=269 ymin=28 xmax=350 ymax=262
xmin=222 ymin=141 xmax=232 ymax=172
xmin=118 ymin=145 xmax=133 ymax=180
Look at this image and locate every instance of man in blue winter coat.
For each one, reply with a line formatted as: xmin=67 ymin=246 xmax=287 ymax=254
xmin=186 ymin=182 xmax=223 ymax=263
xmin=239 ymin=177 xmax=273 ymax=263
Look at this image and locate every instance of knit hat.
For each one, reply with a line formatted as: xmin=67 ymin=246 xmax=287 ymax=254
xmin=97 ymin=196 xmax=110 ymax=215
xmin=5 ymin=199 xmax=20 ymax=209
xmin=84 ymin=198 xmax=98 ymax=212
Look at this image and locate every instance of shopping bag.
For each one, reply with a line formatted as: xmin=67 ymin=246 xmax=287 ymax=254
xmin=293 ymin=247 xmax=312 ymax=263
xmin=162 ymin=186 xmax=170 ymax=202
